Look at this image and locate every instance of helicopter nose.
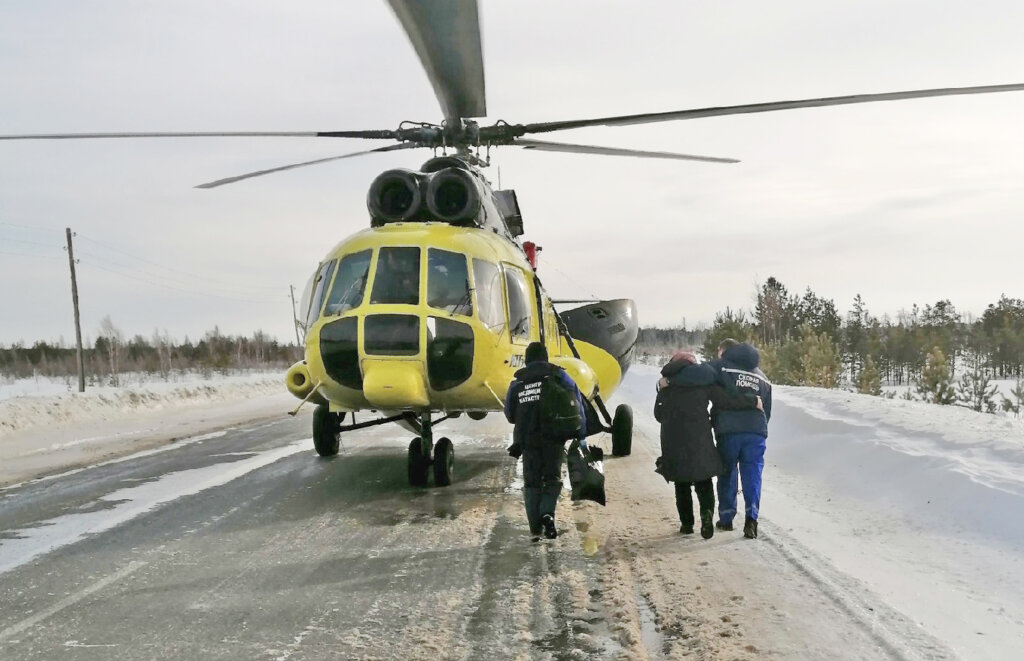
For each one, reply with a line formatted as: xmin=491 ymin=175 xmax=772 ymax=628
xmin=361 ymin=359 xmax=429 ymax=409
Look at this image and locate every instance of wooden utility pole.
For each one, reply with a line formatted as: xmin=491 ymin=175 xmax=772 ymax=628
xmin=65 ymin=227 xmax=85 ymax=392
xmin=289 ymin=285 xmax=301 ymax=348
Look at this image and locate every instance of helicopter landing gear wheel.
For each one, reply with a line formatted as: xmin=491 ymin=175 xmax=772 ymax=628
xmin=408 ymin=438 xmax=430 ymax=487
xmin=433 ymin=437 xmax=454 ymax=487
xmin=312 ymin=404 xmax=341 ymax=457
xmin=611 ymin=403 xmax=633 ymax=457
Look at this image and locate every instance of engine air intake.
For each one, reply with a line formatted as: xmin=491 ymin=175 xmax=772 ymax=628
xmin=367 ymin=169 xmax=422 ymax=222
xmin=426 ymin=168 xmax=480 ymax=223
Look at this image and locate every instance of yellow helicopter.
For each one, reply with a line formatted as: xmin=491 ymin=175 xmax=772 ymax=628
xmin=3 ymin=1 xmax=1024 ymax=487
xmin=282 ymin=155 xmax=639 ymax=486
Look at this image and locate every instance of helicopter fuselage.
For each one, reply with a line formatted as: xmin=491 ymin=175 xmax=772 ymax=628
xmin=292 ymin=219 xmax=627 ymax=415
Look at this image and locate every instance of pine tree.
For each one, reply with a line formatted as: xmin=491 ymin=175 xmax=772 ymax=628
xmin=701 ymin=308 xmax=753 ymax=360
xmin=857 ymin=355 xmax=882 ymax=396
xmin=844 ymin=294 xmax=868 ymax=378
xmin=755 ymin=277 xmax=797 ymax=346
xmin=1001 ymin=379 xmax=1024 ymax=417
xmin=799 ymin=324 xmax=843 ymax=388
xmin=916 ymin=347 xmax=957 ymax=405
xmin=955 ymin=365 xmax=998 ymax=412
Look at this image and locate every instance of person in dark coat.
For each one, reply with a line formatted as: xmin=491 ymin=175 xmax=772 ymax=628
xmin=655 ymin=350 xmax=760 ymax=539
xmin=504 ymin=342 xmax=587 ymax=540
xmin=668 ymin=339 xmax=772 ymax=539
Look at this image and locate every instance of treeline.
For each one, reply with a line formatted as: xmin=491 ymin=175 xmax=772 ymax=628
xmin=636 ymin=326 xmax=708 ymax=358
xmin=637 ymin=277 xmax=1024 ymax=414
xmin=1 ymin=317 xmax=297 ymax=385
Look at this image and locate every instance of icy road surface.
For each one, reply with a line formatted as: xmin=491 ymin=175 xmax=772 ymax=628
xmin=1 ymin=366 xmax=1022 ymax=659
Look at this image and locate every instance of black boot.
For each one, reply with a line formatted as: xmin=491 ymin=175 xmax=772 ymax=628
xmin=743 ymin=518 xmax=758 ymax=539
xmin=700 ymin=510 xmax=714 ymax=539
xmin=715 ymin=520 xmax=734 ymax=531
xmin=679 ymin=523 xmax=694 ymax=535
xmin=541 ymin=514 xmax=558 ymax=539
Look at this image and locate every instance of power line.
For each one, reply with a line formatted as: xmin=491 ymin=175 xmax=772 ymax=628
xmin=77 ymin=258 xmax=282 ymax=304
xmin=0 ymin=222 xmax=63 ymax=234
xmin=0 ymin=235 xmax=62 ymax=249
xmin=0 ymin=249 xmax=65 ymax=261
xmin=75 ymin=232 xmax=282 ymax=294
xmin=543 ymin=259 xmax=599 ymax=300
xmin=72 ymin=246 xmax=282 ymax=300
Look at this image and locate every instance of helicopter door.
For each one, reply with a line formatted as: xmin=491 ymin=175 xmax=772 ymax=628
xmin=323 ymin=250 xmax=371 ymax=315
xmin=471 ymin=258 xmax=505 ymax=332
xmin=503 ymin=265 xmax=533 ymax=343
xmin=305 ymin=259 xmax=337 ymax=328
xmin=427 ymin=248 xmax=472 ymax=316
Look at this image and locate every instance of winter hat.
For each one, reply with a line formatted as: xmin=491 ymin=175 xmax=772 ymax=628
xmin=671 ymin=350 xmax=697 ymax=365
xmin=525 ymin=341 xmax=548 ymax=364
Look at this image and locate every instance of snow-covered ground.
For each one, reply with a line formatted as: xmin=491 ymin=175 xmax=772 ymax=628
xmin=0 ymin=370 xmax=284 ymax=436
xmin=3 ymin=364 xmax=1024 ymax=657
xmin=0 ymin=370 xmax=293 ymax=487
xmin=620 ymin=365 xmax=1024 ymax=659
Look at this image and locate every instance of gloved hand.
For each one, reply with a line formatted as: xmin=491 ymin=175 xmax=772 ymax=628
xmin=507 ymin=444 xmax=522 ymax=459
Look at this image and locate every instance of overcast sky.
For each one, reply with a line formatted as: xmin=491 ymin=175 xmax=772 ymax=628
xmin=2 ymin=0 xmax=1023 ymax=346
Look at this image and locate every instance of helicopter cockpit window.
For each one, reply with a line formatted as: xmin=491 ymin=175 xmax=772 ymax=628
xmin=472 ymin=258 xmax=504 ymax=330
xmin=323 ymin=249 xmax=372 ymax=315
xmin=370 ymin=247 xmax=420 ymax=305
xmin=427 ymin=249 xmax=472 ymax=316
xmin=305 ymin=259 xmax=337 ymax=328
xmin=504 ymin=265 xmax=532 ymax=341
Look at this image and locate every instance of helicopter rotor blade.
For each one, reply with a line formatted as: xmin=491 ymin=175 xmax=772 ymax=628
xmin=514 ymin=139 xmax=738 ymax=164
xmin=386 ymin=0 xmax=486 ymax=124
xmin=513 ymin=83 xmax=1024 ymax=135
xmin=194 ymin=143 xmax=420 ymax=189
xmin=0 ymin=130 xmax=400 ymax=141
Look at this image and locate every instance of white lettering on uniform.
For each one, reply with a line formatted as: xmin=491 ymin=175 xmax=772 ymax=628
xmin=518 ymin=382 xmax=541 ymax=404
xmin=722 ymin=367 xmax=771 ymax=390
xmin=736 ymin=373 xmax=759 ymax=390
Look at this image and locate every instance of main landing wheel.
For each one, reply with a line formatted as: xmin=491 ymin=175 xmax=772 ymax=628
xmin=408 ymin=438 xmax=430 ymax=487
xmin=611 ymin=403 xmax=633 ymax=457
xmin=433 ymin=437 xmax=454 ymax=487
xmin=312 ymin=404 xmax=341 ymax=457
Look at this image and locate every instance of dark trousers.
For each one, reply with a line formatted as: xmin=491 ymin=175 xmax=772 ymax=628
xmin=675 ymin=479 xmax=715 ymax=527
xmin=522 ymin=442 xmax=565 ymax=533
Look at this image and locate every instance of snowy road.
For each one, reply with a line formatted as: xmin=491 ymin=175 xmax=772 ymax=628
xmin=1 ymin=367 xmax=1021 ymax=659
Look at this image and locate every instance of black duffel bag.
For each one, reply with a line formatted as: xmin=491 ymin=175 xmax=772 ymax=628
xmin=566 ymin=440 xmax=606 ymax=506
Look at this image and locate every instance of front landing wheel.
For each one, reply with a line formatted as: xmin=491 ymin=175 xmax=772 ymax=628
xmin=611 ymin=404 xmax=633 ymax=457
xmin=312 ymin=404 xmax=340 ymax=457
xmin=433 ymin=437 xmax=454 ymax=487
xmin=408 ymin=438 xmax=430 ymax=487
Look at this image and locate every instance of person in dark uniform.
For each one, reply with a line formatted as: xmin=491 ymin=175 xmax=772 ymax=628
xmin=665 ymin=339 xmax=772 ymax=539
xmin=655 ymin=350 xmax=761 ymax=539
xmin=504 ymin=342 xmax=587 ymax=540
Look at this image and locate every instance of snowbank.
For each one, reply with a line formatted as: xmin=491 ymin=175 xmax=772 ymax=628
xmin=775 ymin=385 xmax=1024 ymax=462
xmin=0 ymin=371 xmax=285 ymax=437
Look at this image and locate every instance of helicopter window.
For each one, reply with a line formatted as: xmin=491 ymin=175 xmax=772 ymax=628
xmin=305 ymin=259 xmax=337 ymax=327
xmin=319 ymin=317 xmax=362 ymax=389
xmin=324 ymin=249 xmax=372 ymax=315
xmin=427 ymin=316 xmax=474 ymax=390
xmin=370 ymin=247 xmax=420 ymax=305
xmin=427 ymin=249 xmax=472 ymax=316
xmin=472 ymin=258 xmax=504 ymax=330
xmin=364 ymin=314 xmax=420 ymax=356
xmin=504 ymin=265 xmax=533 ymax=342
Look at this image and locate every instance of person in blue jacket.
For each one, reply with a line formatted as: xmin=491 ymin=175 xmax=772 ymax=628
xmin=654 ymin=350 xmax=761 ymax=539
xmin=504 ymin=341 xmax=587 ymax=540
xmin=664 ymin=338 xmax=772 ymax=539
